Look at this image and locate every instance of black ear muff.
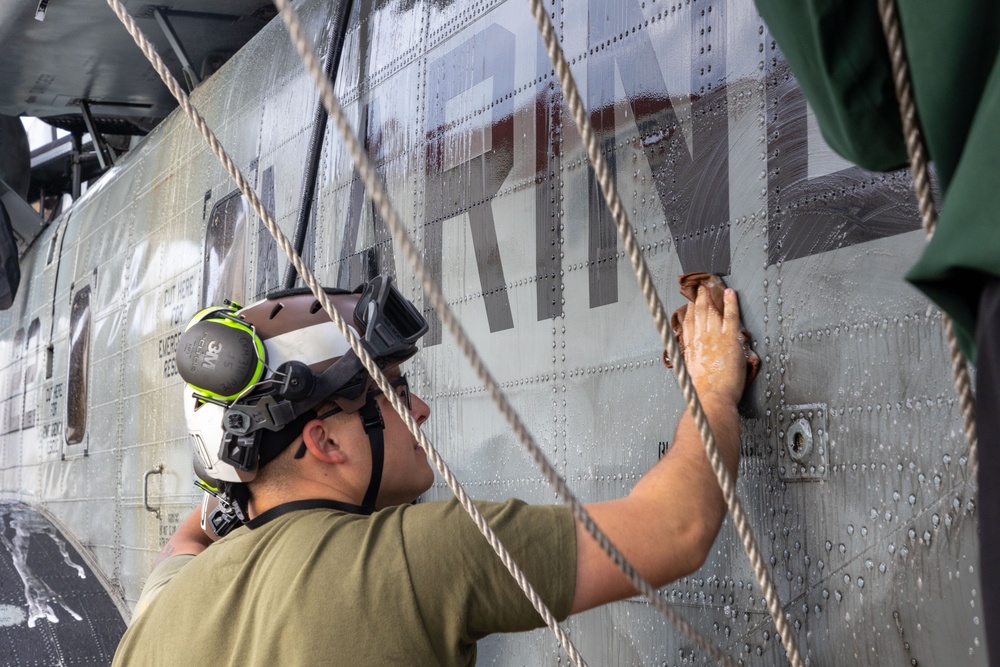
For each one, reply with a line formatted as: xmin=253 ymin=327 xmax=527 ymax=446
xmin=177 ymin=314 xmax=266 ymax=401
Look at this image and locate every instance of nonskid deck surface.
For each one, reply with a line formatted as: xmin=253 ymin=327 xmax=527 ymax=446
xmin=0 ymin=502 xmax=126 ymax=664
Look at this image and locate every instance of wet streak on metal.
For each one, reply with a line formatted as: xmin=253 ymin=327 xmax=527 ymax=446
xmin=0 ymin=502 xmax=125 ymax=664
xmin=254 ymin=165 xmax=282 ymax=300
xmin=534 ymin=36 xmax=563 ymax=321
xmin=587 ymin=0 xmax=731 ymax=287
xmin=365 ymin=103 xmax=398 ymax=283
xmin=202 ymin=191 xmax=247 ymax=308
xmin=765 ymin=59 xmax=921 ymax=266
xmin=337 ymin=101 xmax=397 ymax=291
xmin=338 ymin=103 xmax=372 ymax=290
xmin=424 ymin=23 xmax=516 ymax=345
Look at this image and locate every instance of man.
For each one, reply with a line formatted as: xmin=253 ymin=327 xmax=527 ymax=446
xmin=751 ymin=2 xmax=1000 ymax=662
xmin=113 ymin=276 xmax=748 ymax=665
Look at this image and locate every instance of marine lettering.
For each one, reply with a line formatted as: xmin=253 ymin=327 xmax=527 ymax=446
xmin=423 ymin=24 xmax=517 ymax=345
xmin=584 ymin=0 xmax=731 ymax=288
xmin=316 ymin=1 xmax=737 ymax=347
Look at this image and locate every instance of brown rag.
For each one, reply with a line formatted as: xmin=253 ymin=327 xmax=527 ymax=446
xmin=662 ymin=272 xmax=760 ymax=389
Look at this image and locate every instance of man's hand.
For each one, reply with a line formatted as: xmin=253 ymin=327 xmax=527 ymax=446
xmin=681 ymin=286 xmax=747 ymax=406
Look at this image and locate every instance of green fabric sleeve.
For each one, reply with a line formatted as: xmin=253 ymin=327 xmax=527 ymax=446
xmin=753 ymin=0 xmax=907 ymax=172
xmin=906 ymin=51 xmax=1000 ymax=362
xmin=401 ymin=499 xmax=576 ymax=651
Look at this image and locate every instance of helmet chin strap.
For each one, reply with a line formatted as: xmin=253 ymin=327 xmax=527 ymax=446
xmin=218 ymin=391 xmax=386 ymax=534
xmin=357 ymin=393 xmax=385 ymax=514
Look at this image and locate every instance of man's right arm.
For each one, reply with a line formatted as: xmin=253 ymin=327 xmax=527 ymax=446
xmin=571 ymin=287 xmax=746 ymax=614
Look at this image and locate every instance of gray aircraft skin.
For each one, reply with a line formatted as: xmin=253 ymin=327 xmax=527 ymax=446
xmin=0 ymin=0 xmax=982 ymax=664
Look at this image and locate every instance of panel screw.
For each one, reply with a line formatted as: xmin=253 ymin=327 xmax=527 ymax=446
xmin=786 ymin=418 xmax=813 ymax=462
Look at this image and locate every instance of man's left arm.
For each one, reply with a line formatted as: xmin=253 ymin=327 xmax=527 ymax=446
xmin=151 ymin=494 xmax=221 ymax=569
xmin=131 ymin=495 xmax=222 ymax=622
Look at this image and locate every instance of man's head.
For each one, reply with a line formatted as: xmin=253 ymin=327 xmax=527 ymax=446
xmin=253 ymin=369 xmax=434 ymax=511
xmin=176 ymin=276 xmax=431 ymax=526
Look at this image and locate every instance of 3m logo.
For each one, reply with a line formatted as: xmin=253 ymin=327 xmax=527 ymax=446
xmin=203 ymin=341 xmax=222 ymax=369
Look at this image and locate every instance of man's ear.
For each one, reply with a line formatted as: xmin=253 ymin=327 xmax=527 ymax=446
xmin=300 ymin=419 xmax=348 ymax=465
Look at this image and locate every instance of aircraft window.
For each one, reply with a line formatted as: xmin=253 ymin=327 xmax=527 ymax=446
xmin=202 ymin=191 xmax=247 ymax=308
xmin=25 ymin=318 xmax=40 ymax=385
xmin=21 ymin=319 xmax=40 ymax=430
xmin=65 ymin=285 xmax=91 ymax=446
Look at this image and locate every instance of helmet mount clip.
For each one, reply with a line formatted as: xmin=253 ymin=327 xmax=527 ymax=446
xmin=277 ymin=361 xmax=315 ymax=401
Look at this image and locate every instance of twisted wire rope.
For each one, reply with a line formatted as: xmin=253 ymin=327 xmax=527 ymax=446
xmin=527 ymin=2 xmax=806 ymax=666
xmin=103 ymin=0 xmax=586 ymax=664
xmin=272 ymin=0 xmax=738 ymax=663
xmin=876 ymin=0 xmax=978 ymax=475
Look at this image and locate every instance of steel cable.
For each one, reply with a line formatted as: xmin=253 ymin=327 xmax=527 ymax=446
xmin=526 ymin=2 xmax=806 ymax=666
xmin=103 ymin=1 xmax=586 ymax=664
xmin=876 ymin=0 xmax=978 ymax=477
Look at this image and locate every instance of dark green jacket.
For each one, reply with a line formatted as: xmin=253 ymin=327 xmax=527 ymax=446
xmin=755 ymin=0 xmax=1000 ymax=360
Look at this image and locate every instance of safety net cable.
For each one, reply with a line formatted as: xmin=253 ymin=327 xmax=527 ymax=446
xmin=106 ymin=0 xmax=773 ymax=664
xmin=270 ymin=0 xmax=742 ymax=663
xmin=876 ymin=0 xmax=978 ymax=475
xmin=525 ymin=2 xmax=806 ymax=666
xmin=102 ymin=1 xmax=587 ymax=665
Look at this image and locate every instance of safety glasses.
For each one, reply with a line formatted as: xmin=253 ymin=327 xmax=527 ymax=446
xmin=316 ymin=374 xmax=411 ymax=420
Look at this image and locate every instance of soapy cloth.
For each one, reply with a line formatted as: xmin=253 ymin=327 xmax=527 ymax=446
xmin=662 ymin=272 xmax=760 ymax=389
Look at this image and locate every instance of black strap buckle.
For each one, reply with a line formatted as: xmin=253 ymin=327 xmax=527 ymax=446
xmin=223 ymin=395 xmax=296 ymax=435
xmin=358 ymin=396 xmax=384 ymax=432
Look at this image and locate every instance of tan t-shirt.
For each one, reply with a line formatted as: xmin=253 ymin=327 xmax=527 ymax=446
xmin=114 ymin=498 xmax=576 ymax=666
xmin=131 ymin=553 xmax=195 ymax=620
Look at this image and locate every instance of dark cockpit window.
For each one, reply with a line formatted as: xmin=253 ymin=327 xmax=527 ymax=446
xmin=65 ymin=285 xmax=91 ymax=445
xmin=202 ymin=191 xmax=247 ymax=308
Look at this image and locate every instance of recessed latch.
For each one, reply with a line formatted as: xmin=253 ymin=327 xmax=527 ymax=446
xmin=778 ymin=404 xmax=828 ymax=481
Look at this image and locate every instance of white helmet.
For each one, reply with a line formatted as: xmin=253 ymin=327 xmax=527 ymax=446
xmin=176 ymin=276 xmax=428 ymax=524
xmin=186 ymin=399 xmax=251 ymax=483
